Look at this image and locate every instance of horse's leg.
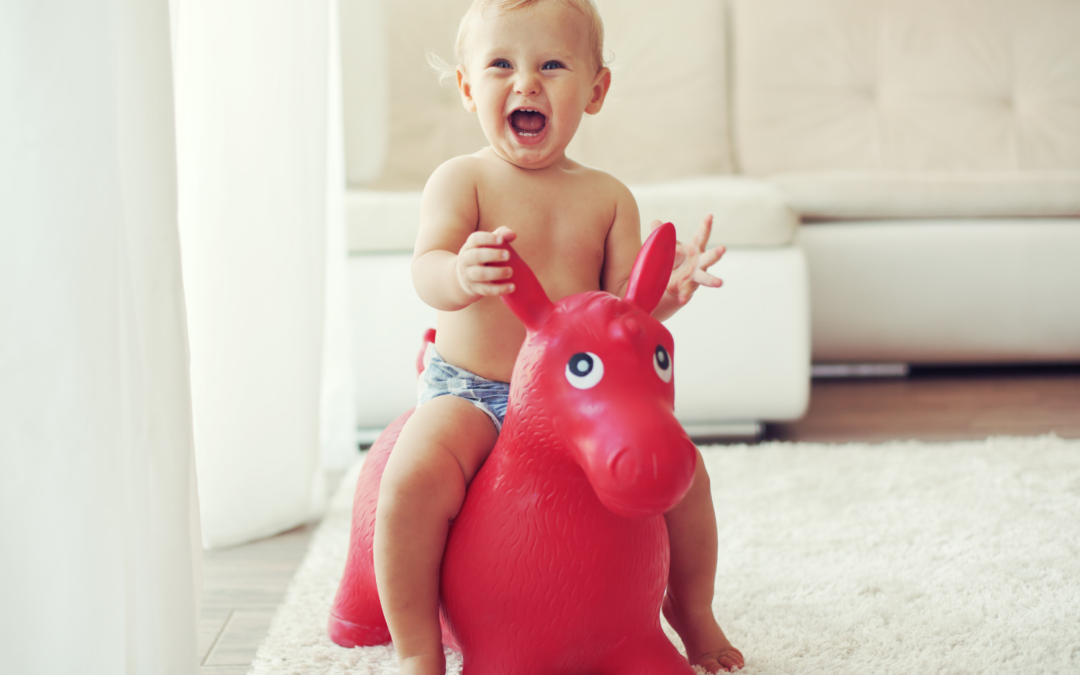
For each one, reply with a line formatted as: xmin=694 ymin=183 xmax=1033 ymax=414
xmin=595 ymin=632 xmax=697 ymax=675
xmin=327 ymin=408 xmax=414 ymax=647
xmin=459 ymin=654 xmax=555 ymax=675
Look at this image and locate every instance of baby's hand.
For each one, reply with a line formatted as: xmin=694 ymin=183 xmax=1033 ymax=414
xmin=655 ymin=215 xmax=725 ymax=306
xmin=455 ymin=226 xmax=518 ymax=301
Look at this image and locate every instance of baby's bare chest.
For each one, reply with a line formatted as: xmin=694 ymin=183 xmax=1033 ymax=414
xmin=476 ymin=178 xmax=615 ymax=299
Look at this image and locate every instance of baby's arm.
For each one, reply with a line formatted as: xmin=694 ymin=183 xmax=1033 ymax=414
xmin=600 ymin=183 xmax=645 ymax=298
xmin=412 ymin=157 xmax=516 ymax=309
xmin=600 ymin=184 xmax=724 ymax=321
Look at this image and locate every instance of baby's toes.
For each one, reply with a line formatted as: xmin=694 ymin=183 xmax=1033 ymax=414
xmin=695 ymin=648 xmax=744 ymax=673
xmin=716 ymin=647 xmax=745 ymax=672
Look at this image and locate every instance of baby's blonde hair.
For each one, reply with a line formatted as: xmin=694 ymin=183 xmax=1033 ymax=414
xmin=430 ymin=0 xmax=606 ymax=83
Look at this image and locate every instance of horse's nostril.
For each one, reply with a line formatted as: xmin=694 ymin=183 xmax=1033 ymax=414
xmin=607 ymin=447 xmax=634 ymax=481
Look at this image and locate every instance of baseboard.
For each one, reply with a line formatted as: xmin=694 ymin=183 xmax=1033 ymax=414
xmin=681 ymin=421 xmax=763 ymax=440
xmin=811 ymin=363 xmax=909 ymax=378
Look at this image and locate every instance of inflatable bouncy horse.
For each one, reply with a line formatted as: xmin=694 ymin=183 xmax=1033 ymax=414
xmin=329 ymin=223 xmax=700 ymax=674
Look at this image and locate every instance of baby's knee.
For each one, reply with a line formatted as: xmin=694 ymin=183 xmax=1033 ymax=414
xmin=379 ymin=439 xmax=468 ymax=517
xmin=691 ymin=447 xmax=710 ymax=488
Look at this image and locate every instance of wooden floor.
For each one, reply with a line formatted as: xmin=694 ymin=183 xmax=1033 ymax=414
xmin=200 ymin=523 xmax=319 ymax=674
xmin=199 ymin=363 xmax=1080 ymax=672
xmin=765 ymin=363 xmax=1080 ymax=443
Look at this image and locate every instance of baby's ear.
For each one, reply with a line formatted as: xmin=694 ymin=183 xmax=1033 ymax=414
xmin=456 ymin=66 xmax=477 ymax=113
xmin=584 ymin=67 xmax=611 ymax=115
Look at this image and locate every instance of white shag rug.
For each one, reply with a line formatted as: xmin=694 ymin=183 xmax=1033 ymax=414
xmin=251 ymin=436 xmax=1080 ymax=674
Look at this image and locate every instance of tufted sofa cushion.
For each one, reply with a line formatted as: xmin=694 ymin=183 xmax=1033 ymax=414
xmin=358 ymin=0 xmax=734 ymax=190
xmin=361 ymin=0 xmax=486 ymax=190
xmin=567 ymin=0 xmax=734 ymax=182
xmin=340 ymin=0 xmax=389 ymax=186
xmin=731 ymin=0 xmax=1080 ymax=175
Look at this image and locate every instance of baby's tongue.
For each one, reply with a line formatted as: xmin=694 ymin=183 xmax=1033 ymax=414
xmin=511 ymin=110 xmax=545 ymax=132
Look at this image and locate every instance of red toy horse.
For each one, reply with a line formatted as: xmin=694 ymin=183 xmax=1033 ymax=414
xmin=329 ymin=223 xmax=699 ymax=674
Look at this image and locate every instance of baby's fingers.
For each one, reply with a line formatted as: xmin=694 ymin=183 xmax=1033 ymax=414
xmin=692 ymin=214 xmax=714 ymax=251
xmin=473 ymin=281 xmax=515 ymax=297
xmin=465 ymin=265 xmax=513 ymax=283
xmin=462 ymin=227 xmax=516 ymax=251
xmin=693 ymin=269 xmax=723 ymax=288
xmin=491 ymin=226 xmax=517 ymax=244
xmin=676 ymin=275 xmax=698 ymax=305
xmin=698 ymin=245 xmax=726 ymax=271
xmin=462 ymin=246 xmax=510 ymax=266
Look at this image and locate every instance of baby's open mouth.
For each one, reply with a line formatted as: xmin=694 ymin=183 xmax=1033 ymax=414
xmin=510 ymin=109 xmax=546 ymax=137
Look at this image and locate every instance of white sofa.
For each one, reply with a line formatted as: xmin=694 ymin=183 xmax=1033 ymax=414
xmin=733 ymin=0 xmax=1080 ymax=364
xmin=338 ymin=0 xmax=1080 ymax=434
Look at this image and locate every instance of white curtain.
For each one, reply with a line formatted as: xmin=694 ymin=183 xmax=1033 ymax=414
xmin=174 ymin=0 xmax=354 ymax=547
xmin=321 ymin=0 xmax=360 ymax=471
xmin=0 ymin=0 xmax=201 ymax=673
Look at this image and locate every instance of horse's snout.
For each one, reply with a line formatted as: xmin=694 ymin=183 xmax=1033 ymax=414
xmin=591 ymin=433 xmax=697 ymax=519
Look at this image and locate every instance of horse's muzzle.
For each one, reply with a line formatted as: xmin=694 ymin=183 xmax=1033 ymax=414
xmin=582 ymin=418 xmax=698 ymax=519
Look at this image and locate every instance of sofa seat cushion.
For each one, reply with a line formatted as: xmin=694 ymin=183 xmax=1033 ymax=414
xmin=346 ymin=177 xmax=798 ymax=253
xmin=346 ymin=190 xmax=422 ymax=253
xmin=796 ymin=219 xmax=1080 ymax=363
xmin=348 ymin=248 xmax=810 ymax=426
xmin=772 ymin=172 xmax=1080 ymax=220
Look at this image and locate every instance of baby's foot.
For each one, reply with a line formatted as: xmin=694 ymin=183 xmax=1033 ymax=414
xmin=663 ymin=596 xmax=745 ymax=673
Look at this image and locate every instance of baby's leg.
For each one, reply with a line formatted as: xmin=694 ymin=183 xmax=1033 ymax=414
xmin=663 ymin=449 xmax=745 ymax=673
xmin=373 ymin=396 xmax=499 ymax=675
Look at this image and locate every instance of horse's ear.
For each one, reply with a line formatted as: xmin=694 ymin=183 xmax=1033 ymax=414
xmin=497 ymin=244 xmax=554 ymax=332
xmin=625 ymin=222 xmax=676 ymax=314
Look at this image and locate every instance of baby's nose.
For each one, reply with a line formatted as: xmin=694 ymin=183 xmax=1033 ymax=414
xmin=514 ymin=73 xmax=540 ymax=96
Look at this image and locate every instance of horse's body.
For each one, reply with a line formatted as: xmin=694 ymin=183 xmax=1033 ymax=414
xmin=329 ymin=224 xmax=698 ymax=674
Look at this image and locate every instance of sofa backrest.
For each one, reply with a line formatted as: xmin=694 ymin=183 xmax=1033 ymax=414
xmin=731 ymin=0 xmax=1080 ymax=176
xmin=343 ymin=0 xmax=735 ymax=190
xmin=340 ymin=0 xmax=389 ymax=186
xmin=568 ymin=0 xmax=734 ymax=183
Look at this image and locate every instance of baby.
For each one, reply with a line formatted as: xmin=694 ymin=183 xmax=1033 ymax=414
xmin=372 ymin=1 xmax=744 ymax=673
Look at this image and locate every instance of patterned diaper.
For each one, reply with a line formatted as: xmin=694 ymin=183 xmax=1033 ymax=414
xmin=418 ymin=344 xmax=511 ymax=433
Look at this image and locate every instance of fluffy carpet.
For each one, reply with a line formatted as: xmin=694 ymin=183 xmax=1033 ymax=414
xmin=251 ymin=436 xmax=1080 ymax=674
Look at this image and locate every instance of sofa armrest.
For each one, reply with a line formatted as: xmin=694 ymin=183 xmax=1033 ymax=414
xmin=630 ymin=176 xmax=799 ymax=247
xmin=347 ymin=175 xmax=800 ymax=254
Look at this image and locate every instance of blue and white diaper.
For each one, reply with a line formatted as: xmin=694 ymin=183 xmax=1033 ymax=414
xmin=418 ymin=344 xmax=510 ymax=433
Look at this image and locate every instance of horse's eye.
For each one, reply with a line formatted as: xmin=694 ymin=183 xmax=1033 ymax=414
xmin=566 ymin=352 xmax=604 ymax=389
xmin=653 ymin=345 xmax=672 ymax=383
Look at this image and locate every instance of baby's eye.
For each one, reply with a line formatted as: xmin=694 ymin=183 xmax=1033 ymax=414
xmin=541 ymin=61 xmax=564 ymax=70
xmin=491 ymin=59 xmax=512 ymax=69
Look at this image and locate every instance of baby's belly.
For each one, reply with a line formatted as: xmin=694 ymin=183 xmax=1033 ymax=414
xmin=433 ymin=297 xmax=528 ymax=382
